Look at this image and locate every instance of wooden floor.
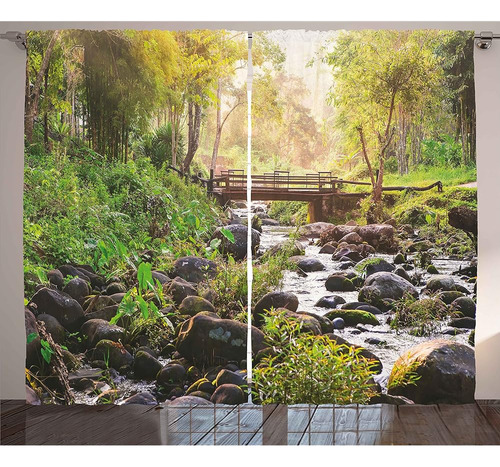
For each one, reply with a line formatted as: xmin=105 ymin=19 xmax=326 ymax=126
xmin=2 ymin=400 xmax=500 ymax=445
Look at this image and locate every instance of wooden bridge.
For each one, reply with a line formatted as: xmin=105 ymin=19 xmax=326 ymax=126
xmin=207 ymin=170 xmax=442 ymax=221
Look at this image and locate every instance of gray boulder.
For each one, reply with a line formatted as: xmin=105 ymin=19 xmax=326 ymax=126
xmin=211 ymin=224 xmax=260 ymax=261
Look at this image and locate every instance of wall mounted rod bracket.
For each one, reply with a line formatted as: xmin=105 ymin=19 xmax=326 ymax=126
xmin=0 ymin=31 xmax=27 ymax=50
xmin=475 ymin=31 xmax=500 ymax=50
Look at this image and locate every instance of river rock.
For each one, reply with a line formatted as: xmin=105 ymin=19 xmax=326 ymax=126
xmin=393 ymin=253 xmax=406 ymax=265
xmin=178 ymin=296 xmax=215 ymax=316
xmin=215 ymin=369 xmax=245 ymax=387
xmin=105 ymin=282 xmax=127 ymax=295
xmin=31 ymin=287 xmax=84 ymax=332
xmin=253 ymin=291 xmax=299 ymax=325
xmin=275 ymin=308 xmax=323 ymax=335
xmin=369 ymin=394 xmax=414 ymax=405
xmin=59 ymin=264 xmax=105 ymax=288
xmin=318 ymin=243 xmax=336 ymax=254
xmin=325 ymin=309 xmax=379 ymax=326
xmin=37 ymin=313 xmax=65 ymax=344
xmin=211 ymin=224 xmax=260 ymax=261
xmin=120 ymin=392 xmax=158 ymax=405
xmin=299 ymin=222 xmax=335 ymax=238
xmin=81 ymin=319 xmax=125 ymax=348
xmin=63 ymin=277 xmax=90 ymax=305
xmin=171 ymin=256 xmax=217 ymax=284
xmin=449 ymin=317 xmax=476 ymax=329
xmin=320 ymin=225 xmax=357 ymax=244
xmin=261 ymin=218 xmax=279 ymax=226
xmin=357 ymin=224 xmax=397 ymax=252
xmin=425 ymin=275 xmax=457 ymax=292
xmin=315 ymin=295 xmax=346 ymax=308
xmin=437 ymin=291 xmax=465 ymax=305
xmin=25 ymin=308 xmax=41 ymax=368
xmin=133 ymin=351 xmax=163 ymax=380
xmin=93 ymin=340 xmax=133 ymax=371
xmin=176 ymin=312 xmax=266 ymax=364
xmin=210 ymin=384 xmax=245 ymax=404
xmin=167 ymin=395 xmax=214 ymax=406
xmin=332 ymin=317 xmax=345 ymax=330
xmin=450 ymin=296 xmax=476 ymax=318
xmin=356 ymin=304 xmax=383 ymax=315
xmin=339 ymin=232 xmax=363 ymax=244
xmin=394 ymin=267 xmax=412 ymax=282
xmin=164 ymin=277 xmax=198 ymax=305
xmin=359 ymin=272 xmax=418 ymax=308
xmin=84 ymin=304 xmax=119 ymax=322
xmin=332 ymin=243 xmax=375 ymax=262
xmin=290 ymin=256 xmax=325 ymax=272
xmin=325 ymin=274 xmax=355 ymax=292
xmin=47 ymin=269 xmax=64 ymax=288
xmin=355 ymin=258 xmax=395 ymax=277
xmin=388 ymin=340 xmax=475 ymax=404
xmin=266 ymin=239 xmax=305 ymax=257
xmin=341 ymin=301 xmax=369 ymax=310
xmin=157 ymin=364 xmax=186 ymax=388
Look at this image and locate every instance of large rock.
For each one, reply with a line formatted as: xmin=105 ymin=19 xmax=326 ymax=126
xmin=62 ymin=277 xmax=90 ymax=305
xmin=253 ymin=291 xmax=299 ymax=326
xmin=358 ymin=272 xmax=418 ymax=308
xmin=93 ymin=340 xmax=133 ymax=370
xmin=357 ymin=224 xmax=397 ymax=252
xmin=31 ymin=287 xmax=84 ymax=331
xmin=325 ymin=274 xmax=355 ymax=292
xmin=355 ymin=258 xmax=394 ymax=277
xmin=275 ymin=308 xmax=323 ymax=335
xmin=133 ymin=351 xmax=163 ymax=380
xmin=156 ymin=364 xmax=186 ymax=388
xmin=178 ymin=296 xmax=215 ymax=316
xmin=289 ymin=256 xmax=325 ymax=272
xmin=167 ymin=395 xmax=213 ymax=406
xmin=37 ymin=314 xmax=65 ymax=344
xmin=58 ymin=264 xmax=105 ymax=288
xmin=210 ymin=384 xmax=245 ymax=404
xmin=314 ymin=295 xmax=346 ymax=308
xmin=176 ymin=312 xmax=266 ymax=365
xmin=164 ymin=277 xmax=198 ymax=305
xmin=299 ymin=222 xmax=335 ymax=239
xmin=211 ymin=224 xmax=260 ymax=261
xmin=388 ymin=340 xmax=475 ymax=404
xmin=120 ymin=392 xmax=157 ymax=405
xmin=450 ymin=296 xmax=476 ymax=319
xmin=215 ymin=369 xmax=245 ymax=387
xmin=81 ymin=319 xmax=125 ymax=348
xmin=425 ymin=275 xmax=457 ymax=292
xmin=266 ymin=239 xmax=304 ymax=257
xmin=171 ymin=256 xmax=217 ymax=284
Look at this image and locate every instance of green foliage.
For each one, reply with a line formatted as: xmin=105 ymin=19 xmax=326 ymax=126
xmin=134 ymin=123 xmax=186 ymax=169
xmin=390 ymin=297 xmax=450 ymax=336
xmin=388 ymin=360 xmax=422 ymax=390
xmin=421 ymin=135 xmax=464 ymax=168
xmin=268 ymin=201 xmax=308 ymax=226
xmin=23 ymin=151 xmax=223 ymax=291
xmin=253 ymin=310 xmax=377 ymax=405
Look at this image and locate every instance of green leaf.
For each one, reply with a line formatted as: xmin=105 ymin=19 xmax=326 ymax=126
xmin=27 ymin=332 xmax=38 ymax=344
xmin=220 ymin=227 xmax=235 ymax=244
xmin=137 ymin=295 xmax=150 ymax=319
xmin=137 ymin=262 xmax=153 ymax=292
xmin=41 ymin=347 xmax=52 ymax=364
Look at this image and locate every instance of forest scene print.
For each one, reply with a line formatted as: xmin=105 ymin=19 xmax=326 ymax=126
xmin=24 ymin=29 xmax=476 ymax=407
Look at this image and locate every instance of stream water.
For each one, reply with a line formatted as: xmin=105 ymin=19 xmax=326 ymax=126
xmin=247 ymin=202 xmax=474 ymax=391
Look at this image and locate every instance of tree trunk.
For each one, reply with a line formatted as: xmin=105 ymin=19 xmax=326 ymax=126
xmin=211 ymin=79 xmax=223 ymax=172
xmin=25 ymin=30 xmax=61 ymax=144
xmin=183 ymin=101 xmax=202 ymax=173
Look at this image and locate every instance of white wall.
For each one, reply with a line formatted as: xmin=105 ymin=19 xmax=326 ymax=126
xmin=1 ymin=21 xmax=499 ymax=400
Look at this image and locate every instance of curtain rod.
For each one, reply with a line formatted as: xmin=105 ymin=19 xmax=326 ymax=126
xmin=1 ymin=30 xmax=498 ymax=51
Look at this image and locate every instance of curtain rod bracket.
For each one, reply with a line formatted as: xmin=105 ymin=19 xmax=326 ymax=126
xmin=475 ymin=31 xmax=496 ymax=50
xmin=0 ymin=31 xmax=27 ymax=50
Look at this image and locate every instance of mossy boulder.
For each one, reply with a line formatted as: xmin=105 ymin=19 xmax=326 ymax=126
xmin=133 ymin=350 xmax=163 ymax=380
xmin=210 ymin=384 xmax=245 ymax=404
xmin=178 ymin=296 xmax=215 ymax=316
xmin=359 ymin=272 xmax=418 ymax=308
xmin=253 ymin=291 xmax=299 ymax=326
xmin=176 ymin=312 xmax=266 ymax=365
xmin=325 ymin=274 xmax=355 ymax=292
xmin=93 ymin=339 xmax=133 ymax=371
xmin=355 ymin=257 xmax=394 ymax=277
xmin=388 ymin=340 xmax=475 ymax=404
xmin=325 ymin=309 xmax=380 ymax=327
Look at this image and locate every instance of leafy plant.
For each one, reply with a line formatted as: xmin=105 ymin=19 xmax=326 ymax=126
xmin=253 ymin=310 xmax=377 ymax=405
xmin=388 ymin=360 xmax=422 ymax=390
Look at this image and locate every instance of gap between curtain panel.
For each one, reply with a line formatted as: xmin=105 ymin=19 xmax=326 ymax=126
xmin=246 ymin=31 xmax=254 ymax=403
